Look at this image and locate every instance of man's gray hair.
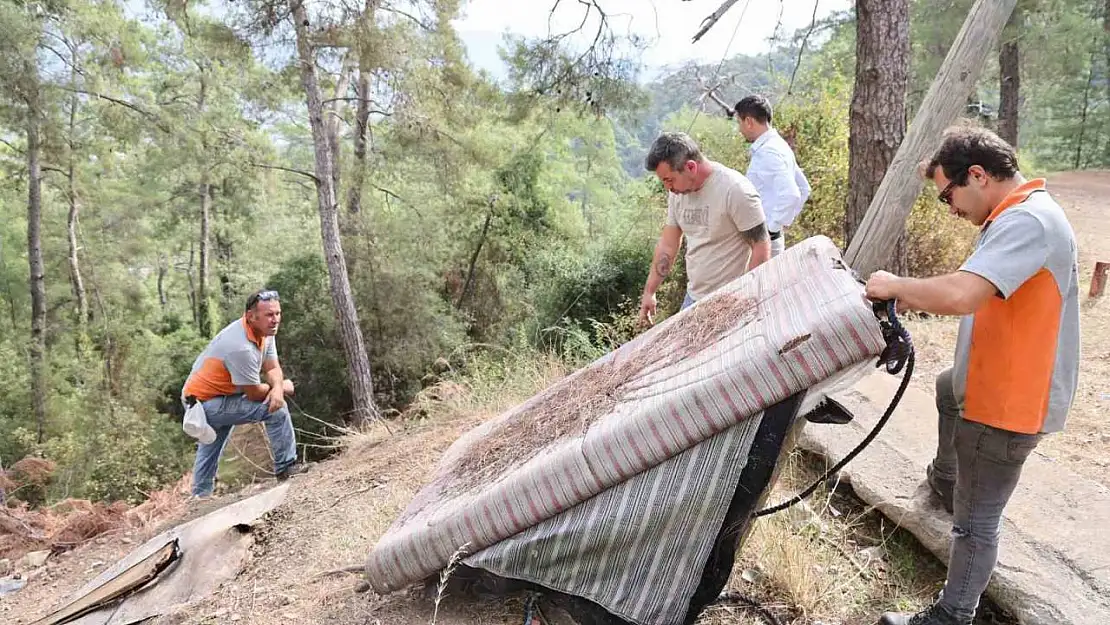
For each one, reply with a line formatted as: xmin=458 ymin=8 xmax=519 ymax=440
xmin=644 ymin=132 xmax=703 ymax=172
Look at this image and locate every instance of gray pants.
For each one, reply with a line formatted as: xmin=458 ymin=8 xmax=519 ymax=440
xmin=931 ymin=368 xmax=1042 ymax=622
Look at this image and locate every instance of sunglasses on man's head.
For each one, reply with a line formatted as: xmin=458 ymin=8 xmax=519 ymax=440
xmin=246 ymin=290 xmax=280 ymax=311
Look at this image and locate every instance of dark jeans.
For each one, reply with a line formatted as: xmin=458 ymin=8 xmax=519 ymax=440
xmin=931 ymin=368 xmax=1042 ymax=622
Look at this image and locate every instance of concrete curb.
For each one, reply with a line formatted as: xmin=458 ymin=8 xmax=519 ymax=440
xmin=798 ymin=372 xmax=1110 ymax=625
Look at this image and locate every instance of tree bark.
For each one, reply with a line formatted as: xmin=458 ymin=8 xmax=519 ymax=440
xmin=188 ymin=241 xmax=197 ymax=325
xmin=66 ymin=82 xmax=89 ymax=353
xmin=25 ymin=64 xmax=48 ymax=445
xmin=157 ymin=253 xmax=168 ymax=308
xmin=327 ymin=58 xmax=352 ymax=194
xmin=847 ymin=0 xmax=910 ymax=274
xmin=290 ymin=0 xmax=379 ymax=424
xmin=0 ymin=237 xmax=18 ymax=330
xmin=198 ymin=176 xmax=211 ymax=336
xmin=347 ymin=69 xmax=372 ymax=216
xmin=196 ymin=71 xmax=211 ymax=337
xmin=844 ymin=0 xmax=1018 ymax=276
xmin=1074 ymin=49 xmax=1096 ymax=170
xmin=1104 ymin=0 xmax=1109 ymax=160
xmin=998 ymin=12 xmax=1021 ymax=148
xmin=457 ymin=201 xmax=494 ymax=310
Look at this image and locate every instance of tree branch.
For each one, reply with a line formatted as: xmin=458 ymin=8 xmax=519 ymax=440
xmin=378 ymin=4 xmax=434 ymax=31
xmin=51 ymin=86 xmax=170 ymax=133
xmin=249 ymin=161 xmax=320 ymax=183
xmin=787 ymin=0 xmax=821 ymax=95
xmin=0 ymin=138 xmax=24 ymax=155
xmin=370 ymin=184 xmax=422 ymax=218
xmin=693 ymin=0 xmax=743 ymax=43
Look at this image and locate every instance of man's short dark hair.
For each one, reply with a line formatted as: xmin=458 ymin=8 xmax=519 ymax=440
xmin=733 ymin=95 xmax=773 ymax=124
xmin=644 ymin=132 xmax=703 ymax=172
xmin=925 ymin=126 xmax=1020 ymax=185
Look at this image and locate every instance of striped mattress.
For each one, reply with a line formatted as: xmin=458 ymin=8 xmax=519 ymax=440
xmin=365 ymin=236 xmax=887 ymax=622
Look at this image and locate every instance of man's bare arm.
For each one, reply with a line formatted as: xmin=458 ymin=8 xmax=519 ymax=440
xmin=740 ymin=223 xmax=771 ymax=271
xmin=263 ymin=358 xmax=284 ymax=393
xmin=866 ymin=270 xmax=998 ymax=316
xmin=639 ymin=225 xmax=683 ymax=325
xmin=241 ymin=383 xmax=271 ymax=402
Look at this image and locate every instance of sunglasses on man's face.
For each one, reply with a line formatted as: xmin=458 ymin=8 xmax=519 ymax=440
xmin=938 ymin=180 xmax=958 ymax=205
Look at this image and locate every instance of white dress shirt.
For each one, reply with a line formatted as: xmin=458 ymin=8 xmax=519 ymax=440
xmin=745 ymin=128 xmax=811 ymax=233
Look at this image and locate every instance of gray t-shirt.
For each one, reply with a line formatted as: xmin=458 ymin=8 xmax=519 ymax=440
xmin=666 ymin=162 xmax=766 ymax=300
xmin=950 ymin=182 xmax=1080 ymax=434
xmin=183 ymin=318 xmax=279 ymax=401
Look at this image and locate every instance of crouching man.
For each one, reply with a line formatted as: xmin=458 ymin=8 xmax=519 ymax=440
xmin=866 ymin=126 xmax=1079 ymax=625
xmin=183 ymin=289 xmax=305 ymax=498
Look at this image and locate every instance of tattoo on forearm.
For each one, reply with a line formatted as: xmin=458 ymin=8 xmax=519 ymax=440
xmin=740 ymin=222 xmax=769 ymax=244
xmin=655 ymin=252 xmax=673 ymax=279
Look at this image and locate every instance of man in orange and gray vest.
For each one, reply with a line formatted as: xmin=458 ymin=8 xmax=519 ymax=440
xmin=865 ymin=126 xmax=1080 ymax=625
xmin=182 ymin=289 xmax=306 ymax=498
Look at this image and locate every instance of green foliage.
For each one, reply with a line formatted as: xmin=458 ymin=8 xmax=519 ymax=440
xmin=0 ymin=0 xmax=1100 ymax=509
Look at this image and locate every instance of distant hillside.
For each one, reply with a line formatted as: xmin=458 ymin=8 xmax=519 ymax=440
xmin=612 ymin=51 xmax=804 ymax=176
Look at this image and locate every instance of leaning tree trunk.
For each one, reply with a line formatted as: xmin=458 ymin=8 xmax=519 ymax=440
xmin=25 ymin=64 xmax=48 ymax=445
xmin=846 ymin=0 xmax=910 ymax=274
xmin=998 ymin=12 xmax=1021 ymax=148
xmin=843 ymin=0 xmax=1017 ymax=274
xmin=290 ymin=0 xmax=379 ymax=424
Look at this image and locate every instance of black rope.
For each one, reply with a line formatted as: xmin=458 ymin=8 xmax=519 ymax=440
xmin=753 ymin=299 xmax=913 ymax=518
xmin=716 ymin=591 xmax=783 ymax=625
xmin=522 ymin=593 xmax=538 ymax=625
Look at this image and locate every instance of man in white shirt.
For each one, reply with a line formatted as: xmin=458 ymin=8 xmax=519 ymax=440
xmin=734 ymin=95 xmax=811 ymax=257
xmin=638 ymin=132 xmax=771 ymax=324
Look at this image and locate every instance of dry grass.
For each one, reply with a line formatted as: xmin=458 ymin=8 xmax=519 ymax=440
xmin=0 ymin=474 xmax=190 ymax=562
xmin=694 ymin=451 xmax=954 ymax=625
xmin=451 ymin=293 xmax=760 ymax=492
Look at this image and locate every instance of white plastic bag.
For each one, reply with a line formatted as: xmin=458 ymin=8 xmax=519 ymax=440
xmin=183 ymin=399 xmax=217 ymax=444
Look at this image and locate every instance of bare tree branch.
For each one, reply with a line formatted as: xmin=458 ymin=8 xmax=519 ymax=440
xmin=51 ymin=85 xmax=171 ymax=133
xmin=378 ymin=3 xmax=434 ymax=31
xmin=787 ymin=0 xmax=821 ymax=95
xmin=40 ymin=43 xmax=83 ymax=75
xmin=249 ymin=161 xmax=320 ymax=183
xmin=370 ymin=183 xmax=420 ymax=216
xmin=693 ymin=0 xmax=743 ymax=43
xmin=693 ymin=67 xmax=734 ymax=116
xmin=0 ymin=138 xmax=24 ymax=155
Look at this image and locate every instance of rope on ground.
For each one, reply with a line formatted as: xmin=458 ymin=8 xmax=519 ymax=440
xmin=716 ymin=591 xmax=784 ymax=625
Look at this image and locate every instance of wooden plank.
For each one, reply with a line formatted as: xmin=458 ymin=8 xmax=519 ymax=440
xmin=843 ymin=0 xmax=1018 ymax=275
xmin=1091 ymin=261 xmax=1109 ymax=298
xmin=29 ymin=540 xmax=179 ymax=625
